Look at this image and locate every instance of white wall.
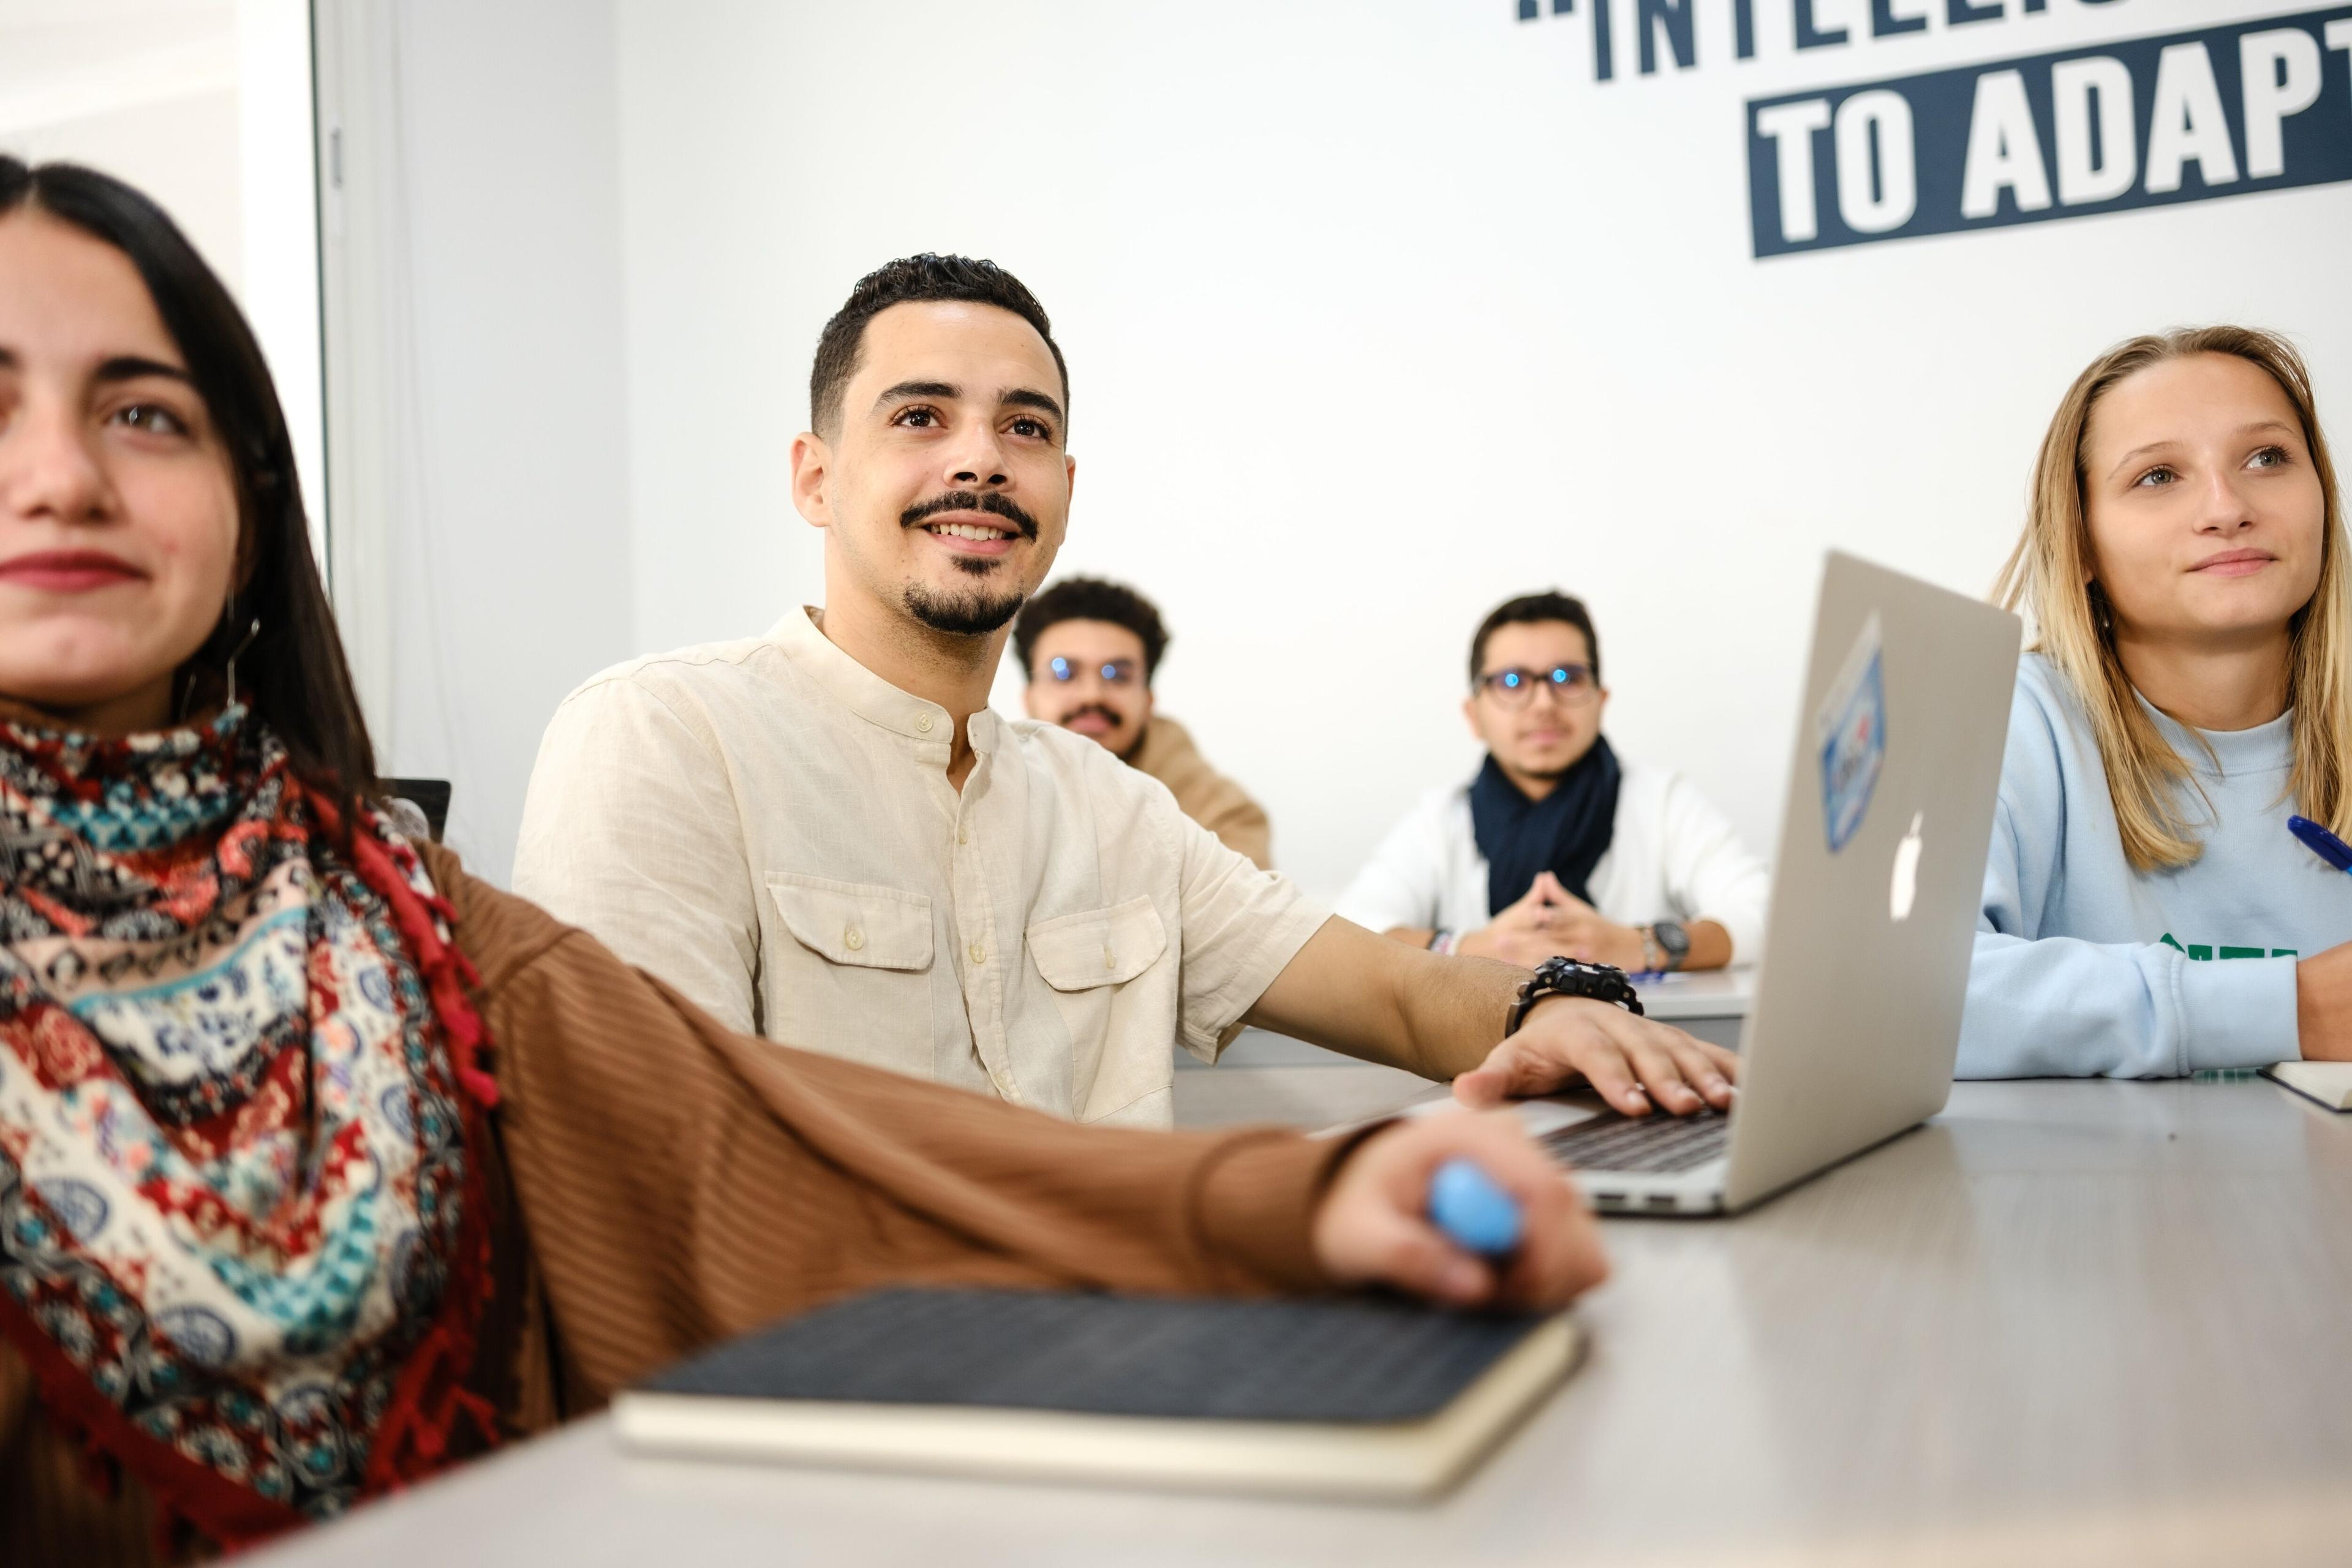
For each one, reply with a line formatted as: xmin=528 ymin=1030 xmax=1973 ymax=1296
xmin=369 ymin=0 xmax=636 ymax=880
xmin=602 ymin=0 xmax=2349 ymax=903
xmin=233 ymin=0 xmax=323 ymax=550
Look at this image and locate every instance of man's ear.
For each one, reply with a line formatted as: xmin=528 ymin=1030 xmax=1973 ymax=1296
xmin=1461 ymin=693 xmax=1485 ymax=744
xmin=790 ymin=430 xmax=834 ymax=529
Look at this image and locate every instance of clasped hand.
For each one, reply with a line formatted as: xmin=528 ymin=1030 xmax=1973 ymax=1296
xmin=1460 ymin=872 xmax=1646 ymax=971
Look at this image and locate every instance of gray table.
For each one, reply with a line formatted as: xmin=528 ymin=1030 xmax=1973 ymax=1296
xmin=1630 ymin=965 xmax=1754 ymax=1045
xmin=1170 ymin=968 xmax=1755 ymax=1129
xmin=259 ymin=1079 xmax=2352 ymax=1568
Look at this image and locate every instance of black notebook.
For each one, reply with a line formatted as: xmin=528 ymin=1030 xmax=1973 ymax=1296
xmin=614 ymin=1288 xmax=1581 ymax=1500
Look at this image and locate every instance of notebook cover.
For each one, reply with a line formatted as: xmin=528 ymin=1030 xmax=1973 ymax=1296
xmin=2265 ymin=1060 xmax=2352 ymax=1111
xmin=633 ymin=1288 xmax=1545 ymax=1424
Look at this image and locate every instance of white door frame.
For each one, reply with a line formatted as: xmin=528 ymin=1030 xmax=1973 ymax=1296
xmin=310 ymin=0 xmax=405 ymax=736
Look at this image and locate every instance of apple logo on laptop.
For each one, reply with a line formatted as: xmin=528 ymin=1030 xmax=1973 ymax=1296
xmin=1890 ymin=812 xmax=1924 ymax=922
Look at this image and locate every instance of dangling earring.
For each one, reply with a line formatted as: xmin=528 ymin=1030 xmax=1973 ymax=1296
xmin=224 ymin=615 xmax=261 ymax=709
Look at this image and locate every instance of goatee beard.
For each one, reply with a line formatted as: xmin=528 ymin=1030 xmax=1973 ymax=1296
xmin=903 ymin=576 xmax=1025 ymax=638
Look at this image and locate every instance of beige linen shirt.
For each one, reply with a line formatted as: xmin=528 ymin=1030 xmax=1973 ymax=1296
xmin=512 ymin=607 xmax=1331 ymax=1128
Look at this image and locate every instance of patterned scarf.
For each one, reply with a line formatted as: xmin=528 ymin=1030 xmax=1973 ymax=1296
xmin=0 ymin=706 xmax=498 ymax=1550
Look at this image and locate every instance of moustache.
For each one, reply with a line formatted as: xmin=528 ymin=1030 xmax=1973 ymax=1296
xmin=900 ymin=491 xmax=1040 ymax=541
xmin=1058 ymin=704 xmax=1123 ymax=730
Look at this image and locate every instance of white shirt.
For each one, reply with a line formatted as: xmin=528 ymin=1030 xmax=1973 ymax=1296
xmin=511 ymin=607 xmax=1331 ymax=1128
xmin=1334 ymin=762 xmax=1771 ymax=962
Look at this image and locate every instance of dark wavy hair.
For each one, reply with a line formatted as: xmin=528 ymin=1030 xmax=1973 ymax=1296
xmin=809 ymin=253 xmax=1068 ymax=437
xmin=1469 ymin=590 xmax=1602 ymax=687
xmin=1012 ymin=576 xmax=1170 ymax=683
xmin=0 ymin=157 xmax=378 ymax=817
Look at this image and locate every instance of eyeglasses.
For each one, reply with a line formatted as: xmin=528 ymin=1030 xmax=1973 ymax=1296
xmin=1047 ymin=656 xmax=1140 ymax=687
xmin=1475 ymin=664 xmax=1596 ymax=708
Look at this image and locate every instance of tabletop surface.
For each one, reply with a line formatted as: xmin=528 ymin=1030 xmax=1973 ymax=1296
xmin=258 ymin=1079 xmax=2352 ymax=1568
xmin=1190 ymin=967 xmax=1755 ymax=1078
xmin=1633 ymin=965 xmax=1755 ymax=1020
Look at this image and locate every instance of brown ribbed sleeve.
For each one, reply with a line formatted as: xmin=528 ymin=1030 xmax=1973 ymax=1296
xmin=421 ymin=843 xmax=1356 ymax=1409
xmin=1 ymin=1340 xmax=165 ymax=1568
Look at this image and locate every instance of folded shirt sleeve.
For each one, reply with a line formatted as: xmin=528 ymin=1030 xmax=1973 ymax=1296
xmin=1166 ymin=804 xmax=1334 ymax=1061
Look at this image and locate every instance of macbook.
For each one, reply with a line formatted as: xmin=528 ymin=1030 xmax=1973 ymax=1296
xmin=1510 ymin=551 xmax=2019 ymax=1215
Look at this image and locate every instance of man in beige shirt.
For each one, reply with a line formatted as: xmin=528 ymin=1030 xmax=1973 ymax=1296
xmin=1012 ymin=575 xmax=1272 ymax=869
xmin=514 ymin=253 xmax=1733 ymax=1128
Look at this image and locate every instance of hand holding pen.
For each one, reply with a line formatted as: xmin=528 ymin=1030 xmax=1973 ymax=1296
xmin=1310 ymin=1112 xmax=1605 ymax=1309
xmin=2278 ymin=817 xmax=2352 ymax=1064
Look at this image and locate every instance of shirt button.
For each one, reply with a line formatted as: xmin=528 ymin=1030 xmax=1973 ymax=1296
xmin=1104 ymin=946 xmax=1117 ymax=971
xmin=969 ymin=941 xmax=986 ymax=965
xmin=844 ymin=924 xmax=865 ymax=951
xmin=914 ymin=714 xmax=935 ymax=734
xmin=957 ymin=827 xmax=969 ymax=846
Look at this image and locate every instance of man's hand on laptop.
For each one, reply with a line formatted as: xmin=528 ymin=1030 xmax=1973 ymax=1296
xmin=1313 ymin=1111 xmax=1607 ymax=1310
xmin=1452 ymin=998 xmax=1738 ymax=1118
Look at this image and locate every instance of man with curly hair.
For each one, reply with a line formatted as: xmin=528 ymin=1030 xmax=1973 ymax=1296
xmin=1013 ymin=576 xmax=1271 ymax=868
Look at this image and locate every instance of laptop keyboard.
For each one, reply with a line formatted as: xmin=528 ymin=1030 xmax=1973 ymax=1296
xmin=1539 ymin=1109 xmax=1731 ymax=1174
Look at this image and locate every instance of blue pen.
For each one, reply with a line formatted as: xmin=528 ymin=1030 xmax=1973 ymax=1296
xmin=1427 ymin=1159 xmax=1524 ymax=1257
xmin=2288 ymin=815 xmax=2352 ymax=873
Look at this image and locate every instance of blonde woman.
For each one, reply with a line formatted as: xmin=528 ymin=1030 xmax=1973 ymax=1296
xmin=1962 ymin=326 xmax=2352 ymax=1078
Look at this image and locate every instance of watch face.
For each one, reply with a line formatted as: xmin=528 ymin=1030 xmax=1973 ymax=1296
xmin=1653 ymin=921 xmax=1691 ymax=959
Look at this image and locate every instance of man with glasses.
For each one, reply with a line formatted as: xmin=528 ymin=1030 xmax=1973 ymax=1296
xmin=1340 ymin=591 xmax=1768 ymax=974
xmin=1014 ymin=576 xmax=1272 ymax=868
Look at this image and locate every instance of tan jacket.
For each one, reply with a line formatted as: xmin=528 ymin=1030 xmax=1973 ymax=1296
xmin=0 ymin=843 xmax=1352 ymax=1566
xmin=1129 ymin=716 xmax=1273 ymax=870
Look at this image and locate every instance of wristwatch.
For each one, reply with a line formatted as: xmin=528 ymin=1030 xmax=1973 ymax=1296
xmin=1643 ymin=920 xmax=1691 ymax=973
xmin=1505 ymin=956 xmax=1645 ymax=1038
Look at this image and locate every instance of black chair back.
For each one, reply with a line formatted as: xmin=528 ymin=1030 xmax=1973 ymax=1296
xmin=381 ymin=778 xmax=453 ymax=843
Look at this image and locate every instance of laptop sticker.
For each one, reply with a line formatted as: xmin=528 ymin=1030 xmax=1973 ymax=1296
xmin=1816 ymin=612 xmax=1886 ymax=854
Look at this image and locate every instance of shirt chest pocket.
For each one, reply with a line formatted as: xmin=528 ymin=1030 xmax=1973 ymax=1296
xmin=766 ymin=873 xmax=933 ymax=1066
xmin=1025 ymin=895 xmax=1171 ymax=1121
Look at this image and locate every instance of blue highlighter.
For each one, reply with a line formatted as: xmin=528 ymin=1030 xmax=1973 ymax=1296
xmin=2289 ymin=815 xmax=2352 ymax=874
xmin=1428 ymin=1159 xmax=1525 ymax=1257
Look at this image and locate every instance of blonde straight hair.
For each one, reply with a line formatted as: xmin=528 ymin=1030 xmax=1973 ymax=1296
xmin=1993 ymin=326 xmax=2352 ymax=873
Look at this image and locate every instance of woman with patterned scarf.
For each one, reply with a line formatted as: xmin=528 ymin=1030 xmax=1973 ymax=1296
xmin=0 ymin=159 xmax=1609 ymax=1565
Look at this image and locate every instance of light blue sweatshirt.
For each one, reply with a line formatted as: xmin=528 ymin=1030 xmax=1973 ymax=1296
xmin=1958 ymin=653 xmax=2352 ymax=1077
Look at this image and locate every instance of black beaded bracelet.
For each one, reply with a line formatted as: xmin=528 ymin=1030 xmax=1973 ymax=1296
xmin=1504 ymin=956 xmax=1645 ymax=1037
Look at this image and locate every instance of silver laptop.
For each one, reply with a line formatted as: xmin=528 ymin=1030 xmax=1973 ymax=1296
xmin=1518 ymin=551 xmax=2019 ymax=1216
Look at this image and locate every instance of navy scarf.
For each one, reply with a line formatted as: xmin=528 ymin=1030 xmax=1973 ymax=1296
xmin=1469 ymin=738 xmax=1621 ymax=916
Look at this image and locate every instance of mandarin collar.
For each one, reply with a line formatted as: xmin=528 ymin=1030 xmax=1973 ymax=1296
xmin=771 ymin=605 xmax=1001 ymax=760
